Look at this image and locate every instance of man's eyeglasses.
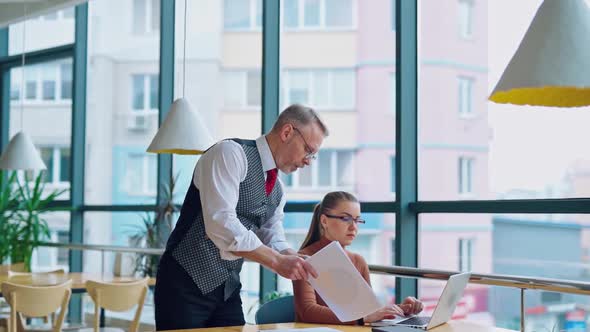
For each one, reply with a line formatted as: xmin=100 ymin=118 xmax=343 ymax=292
xmin=324 ymin=214 xmax=366 ymax=225
xmin=292 ymin=126 xmax=317 ymax=161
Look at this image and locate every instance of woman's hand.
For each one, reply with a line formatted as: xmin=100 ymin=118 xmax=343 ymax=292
xmin=363 ymin=305 xmax=405 ymax=323
xmin=398 ymin=296 xmax=424 ymax=316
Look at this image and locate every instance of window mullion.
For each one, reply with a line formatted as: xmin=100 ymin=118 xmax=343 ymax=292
xmin=53 ymin=147 xmax=60 ymax=184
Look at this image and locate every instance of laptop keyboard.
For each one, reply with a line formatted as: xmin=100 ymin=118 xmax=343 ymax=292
xmin=398 ymin=316 xmax=431 ymax=326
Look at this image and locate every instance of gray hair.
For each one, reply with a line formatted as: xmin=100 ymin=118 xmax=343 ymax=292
xmin=271 ymin=104 xmax=329 ymax=136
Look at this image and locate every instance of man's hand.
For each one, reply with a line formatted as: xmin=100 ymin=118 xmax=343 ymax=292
xmin=233 ymin=245 xmax=318 ymax=280
xmin=274 ymin=254 xmax=318 ymax=280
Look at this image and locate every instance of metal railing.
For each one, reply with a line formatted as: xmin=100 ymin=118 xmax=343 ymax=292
xmin=40 ymin=242 xmax=590 ymax=332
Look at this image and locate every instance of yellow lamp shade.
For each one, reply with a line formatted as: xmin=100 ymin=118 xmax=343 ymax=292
xmin=147 ymin=98 xmax=214 ymax=155
xmin=489 ymin=0 xmax=590 ymax=107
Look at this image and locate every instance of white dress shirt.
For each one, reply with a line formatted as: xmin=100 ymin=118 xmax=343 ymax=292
xmin=193 ymin=136 xmax=290 ymax=260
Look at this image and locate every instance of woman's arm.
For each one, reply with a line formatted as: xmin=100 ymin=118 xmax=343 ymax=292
xmin=292 ymin=279 xmax=357 ymax=325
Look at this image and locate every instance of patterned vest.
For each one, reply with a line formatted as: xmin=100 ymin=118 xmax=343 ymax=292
xmin=165 ymin=139 xmax=283 ymax=295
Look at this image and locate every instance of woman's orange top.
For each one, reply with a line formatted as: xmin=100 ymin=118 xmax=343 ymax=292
xmin=293 ymin=237 xmax=371 ymax=325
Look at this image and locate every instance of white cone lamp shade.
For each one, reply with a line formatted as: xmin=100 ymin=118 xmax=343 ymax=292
xmin=0 ymin=131 xmax=46 ymax=170
xmin=147 ymin=98 xmax=214 ymax=155
xmin=489 ymin=0 xmax=590 ymax=107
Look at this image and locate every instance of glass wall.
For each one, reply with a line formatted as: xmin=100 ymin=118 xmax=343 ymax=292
xmin=419 ymin=213 xmax=590 ymax=330
xmin=280 ymin=0 xmax=397 ymax=202
xmin=3 ymin=0 xmax=590 ymax=329
xmin=172 ymin=0 xmax=263 ymax=203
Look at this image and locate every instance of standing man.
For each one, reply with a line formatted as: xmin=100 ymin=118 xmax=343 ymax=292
xmin=155 ymin=104 xmax=328 ymax=329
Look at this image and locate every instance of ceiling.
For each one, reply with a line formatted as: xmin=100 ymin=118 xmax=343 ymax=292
xmin=0 ymin=0 xmax=87 ymax=28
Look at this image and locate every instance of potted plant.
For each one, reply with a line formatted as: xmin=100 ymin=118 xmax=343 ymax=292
xmin=129 ymin=173 xmax=179 ymax=277
xmin=0 ymin=170 xmax=20 ymax=264
xmin=10 ymin=172 xmax=67 ymax=271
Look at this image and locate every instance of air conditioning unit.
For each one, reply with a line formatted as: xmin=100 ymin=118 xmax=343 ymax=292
xmin=128 ymin=114 xmax=149 ymax=131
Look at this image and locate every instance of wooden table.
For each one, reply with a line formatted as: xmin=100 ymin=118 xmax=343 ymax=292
xmin=0 ymin=272 xmax=156 ymax=294
xmin=160 ymin=321 xmax=517 ymax=332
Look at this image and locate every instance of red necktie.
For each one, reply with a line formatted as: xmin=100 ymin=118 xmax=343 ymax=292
xmin=265 ymin=168 xmax=278 ymax=196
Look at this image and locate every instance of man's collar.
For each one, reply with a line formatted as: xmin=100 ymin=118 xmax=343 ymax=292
xmin=255 ymin=136 xmax=277 ymax=172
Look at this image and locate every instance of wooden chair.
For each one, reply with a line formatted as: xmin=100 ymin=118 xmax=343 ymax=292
xmin=85 ymin=278 xmax=149 ymax=332
xmin=7 ymin=270 xmax=65 ymax=277
xmin=1 ymin=280 xmax=72 ymax=332
xmin=0 ymin=264 xmax=25 ymax=275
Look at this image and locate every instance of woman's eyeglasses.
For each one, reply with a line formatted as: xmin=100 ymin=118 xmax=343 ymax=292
xmin=324 ymin=214 xmax=365 ymax=225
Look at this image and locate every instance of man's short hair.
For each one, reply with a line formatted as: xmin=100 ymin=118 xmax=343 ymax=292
xmin=271 ymin=104 xmax=329 ymax=136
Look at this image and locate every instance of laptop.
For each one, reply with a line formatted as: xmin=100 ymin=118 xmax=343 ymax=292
xmin=372 ymin=272 xmax=471 ymax=330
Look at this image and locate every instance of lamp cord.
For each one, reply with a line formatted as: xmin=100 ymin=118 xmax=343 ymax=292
xmin=20 ymin=3 xmax=27 ymax=133
xmin=182 ymin=0 xmax=187 ymax=98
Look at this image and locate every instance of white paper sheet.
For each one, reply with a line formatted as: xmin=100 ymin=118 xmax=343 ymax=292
xmin=306 ymin=241 xmax=382 ymax=322
xmin=262 ymin=328 xmax=342 ymax=332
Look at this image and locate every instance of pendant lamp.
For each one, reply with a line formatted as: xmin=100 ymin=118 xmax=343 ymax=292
xmin=0 ymin=4 xmax=46 ymax=170
xmin=147 ymin=0 xmax=213 ymax=154
xmin=489 ymin=0 xmax=590 ymax=107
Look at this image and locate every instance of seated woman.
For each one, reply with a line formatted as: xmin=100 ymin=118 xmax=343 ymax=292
xmin=293 ymin=191 xmax=424 ymax=325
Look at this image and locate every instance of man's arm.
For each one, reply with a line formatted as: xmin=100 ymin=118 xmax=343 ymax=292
xmin=196 ymin=141 xmax=264 ymax=260
xmin=233 ymin=245 xmax=318 ymax=280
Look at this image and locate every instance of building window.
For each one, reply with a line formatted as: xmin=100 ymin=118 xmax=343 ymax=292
xmin=458 ymin=0 xmax=473 ymax=39
xmin=284 ymin=150 xmax=354 ymax=189
xmin=390 ymin=156 xmax=396 ymax=193
xmin=223 ymin=70 xmax=261 ymax=108
xmin=458 ymin=76 xmax=473 ymax=117
xmin=10 ymin=62 xmax=72 ymax=104
xmin=458 ymin=157 xmax=474 ymax=195
xmin=283 ymin=0 xmax=354 ymax=30
xmin=132 ymin=74 xmax=158 ymax=112
xmin=25 ymin=147 xmax=71 ymax=186
xmin=125 ymin=154 xmax=157 ymax=196
xmin=283 ymin=70 xmax=355 ymax=109
xmin=459 ymin=238 xmax=474 ymax=271
xmin=224 ymin=0 xmax=262 ymax=30
xmin=133 ymin=0 xmax=160 ymax=34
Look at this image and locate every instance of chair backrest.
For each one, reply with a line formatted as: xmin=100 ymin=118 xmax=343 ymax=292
xmin=85 ymin=277 xmax=149 ymax=332
xmin=7 ymin=269 xmax=65 ymax=277
xmin=1 ymin=280 xmax=72 ymax=332
xmin=255 ymin=295 xmax=295 ymax=324
xmin=0 ymin=264 xmax=25 ymax=275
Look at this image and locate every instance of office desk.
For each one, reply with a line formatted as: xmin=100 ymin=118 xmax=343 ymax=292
xmin=160 ymin=321 xmax=516 ymax=332
xmin=0 ymin=272 xmax=156 ymax=294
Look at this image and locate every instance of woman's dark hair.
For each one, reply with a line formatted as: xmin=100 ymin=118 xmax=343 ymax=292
xmin=299 ymin=191 xmax=359 ymax=250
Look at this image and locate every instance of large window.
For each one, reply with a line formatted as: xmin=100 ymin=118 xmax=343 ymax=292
xmin=282 ymin=150 xmax=354 ymax=190
xmin=10 ymin=60 xmax=73 ymax=103
xmin=224 ymin=0 xmax=262 ymax=30
xmin=223 ymin=70 xmax=261 ymax=108
xmin=458 ymin=0 xmax=474 ymax=39
xmin=459 ymin=157 xmax=474 ymax=195
xmin=283 ymin=70 xmax=355 ymax=110
xmin=124 ymin=154 xmax=157 ymax=196
xmin=133 ymin=0 xmax=160 ymax=34
xmin=85 ymin=0 xmax=160 ymax=205
xmin=283 ymin=0 xmax=355 ymax=30
xmin=458 ymin=76 xmax=473 ymax=117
